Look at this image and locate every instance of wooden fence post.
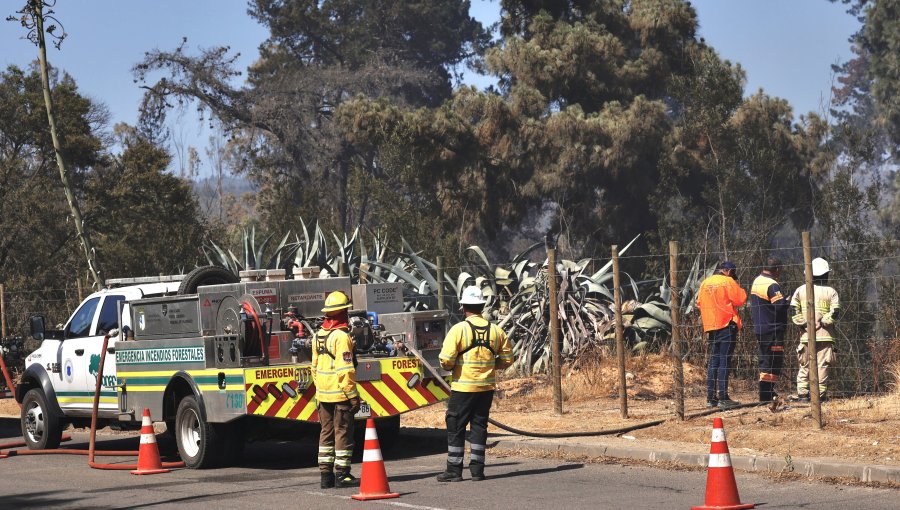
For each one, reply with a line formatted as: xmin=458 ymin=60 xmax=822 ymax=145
xmin=802 ymin=232 xmax=823 ymax=429
xmin=670 ymin=241 xmax=685 ymax=421
xmin=548 ymin=246 xmax=563 ymax=415
xmin=612 ymin=245 xmax=628 ymax=418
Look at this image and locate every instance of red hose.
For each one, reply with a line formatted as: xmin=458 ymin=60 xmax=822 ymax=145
xmin=87 ymin=331 xmax=183 ymax=470
xmin=0 ymin=350 xmax=19 ymax=405
xmin=0 ymin=435 xmax=72 ymax=451
xmin=242 ymin=302 xmax=265 ymax=355
xmin=0 ymin=332 xmax=184 ymax=470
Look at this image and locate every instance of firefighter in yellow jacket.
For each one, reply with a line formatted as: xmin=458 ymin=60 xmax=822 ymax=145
xmin=311 ymin=291 xmax=362 ymax=489
xmin=436 ymin=285 xmax=514 ymax=482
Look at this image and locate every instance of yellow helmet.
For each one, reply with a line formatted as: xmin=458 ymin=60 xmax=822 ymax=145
xmin=322 ymin=291 xmax=351 ymax=313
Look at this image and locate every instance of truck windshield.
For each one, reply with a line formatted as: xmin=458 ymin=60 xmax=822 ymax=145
xmin=66 ymin=296 xmax=100 ymax=339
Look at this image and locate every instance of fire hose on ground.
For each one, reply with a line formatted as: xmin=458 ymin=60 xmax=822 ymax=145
xmin=402 ymin=340 xmax=765 ymax=439
xmin=0 ymin=331 xmax=185 ymax=470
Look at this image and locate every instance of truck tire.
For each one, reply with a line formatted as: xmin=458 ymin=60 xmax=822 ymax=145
xmin=377 ymin=415 xmax=401 ymax=451
xmin=174 ymin=395 xmax=222 ymax=468
xmin=216 ymin=420 xmax=246 ymax=467
xmin=177 ymin=266 xmax=239 ymax=295
xmin=20 ymin=388 xmax=63 ymax=450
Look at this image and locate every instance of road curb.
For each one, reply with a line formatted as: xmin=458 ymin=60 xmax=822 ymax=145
xmin=402 ymin=427 xmax=900 ymax=485
xmin=494 ymin=436 xmax=900 ymax=484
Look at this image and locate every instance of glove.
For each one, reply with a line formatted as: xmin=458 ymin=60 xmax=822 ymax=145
xmin=349 ymin=396 xmax=362 ymax=415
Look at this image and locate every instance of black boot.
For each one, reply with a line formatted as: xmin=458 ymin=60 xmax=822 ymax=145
xmin=436 ymin=464 xmax=463 ymax=482
xmin=320 ymin=472 xmax=335 ymax=489
xmin=470 ymin=463 xmax=485 ymax=482
xmin=335 ymin=470 xmax=358 ymax=488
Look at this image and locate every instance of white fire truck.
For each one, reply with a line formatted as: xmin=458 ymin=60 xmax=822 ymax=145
xmin=17 ymin=266 xmax=450 ymax=467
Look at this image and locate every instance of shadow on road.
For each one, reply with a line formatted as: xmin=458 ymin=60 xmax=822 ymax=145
xmin=2 ymin=491 xmax=116 ymax=510
xmin=0 ymin=416 xmax=20 ymax=439
xmin=485 ymin=462 xmax=584 ymax=481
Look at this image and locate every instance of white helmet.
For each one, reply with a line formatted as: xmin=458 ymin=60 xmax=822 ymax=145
xmin=811 ymin=257 xmax=830 ymax=277
xmin=459 ymin=285 xmax=487 ymax=305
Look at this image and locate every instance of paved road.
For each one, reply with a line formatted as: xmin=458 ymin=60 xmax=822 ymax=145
xmin=1 ymin=419 xmax=897 ymax=509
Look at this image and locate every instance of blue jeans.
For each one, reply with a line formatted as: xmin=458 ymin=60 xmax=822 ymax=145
xmin=707 ymin=324 xmax=737 ymax=400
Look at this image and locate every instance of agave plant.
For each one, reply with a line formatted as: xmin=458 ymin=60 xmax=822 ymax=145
xmin=202 ymin=220 xmax=702 ymax=374
xmin=627 ymin=255 xmax=713 ymax=353
xmin=498 ymin=235 xmax=643 ymax=374
xmin=203 ymin=226 xmax=299 ymax=275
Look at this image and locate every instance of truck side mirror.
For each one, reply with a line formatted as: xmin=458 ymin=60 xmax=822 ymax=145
xmin=30 ymin=315 xmax=46 ymax=341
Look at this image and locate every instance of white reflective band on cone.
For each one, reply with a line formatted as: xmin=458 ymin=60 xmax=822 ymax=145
xmin=711 ymin=429 xmax=726 ymax=442
xmin=362 ymin=448 xmax=383 ymax=463
xmin=142 ymin=415 xmax=152 ymax=427
xmin=140 ymin=433 xmax=157 ymax=445
xmin=708 ymin=453 xmax=732 ymax=468
xmin=365 ymin=427 xmax=379 ymax=440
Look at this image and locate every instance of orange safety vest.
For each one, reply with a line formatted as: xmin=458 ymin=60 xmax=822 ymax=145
xmin=696 ymin=274 xmax=747 ymax=332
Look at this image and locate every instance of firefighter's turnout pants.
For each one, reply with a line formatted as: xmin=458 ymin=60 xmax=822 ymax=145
xmin=318 ymin=401 xmax=355 ymax=475
xmin=446 ymin=390 xmax=493 ymax=477
xmin=757 ymin=332 xmax=785 ymax=402
xmin=797 ymin=342 xmax=833 ymax=398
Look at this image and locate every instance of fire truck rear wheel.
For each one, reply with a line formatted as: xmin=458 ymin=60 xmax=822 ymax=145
xmin=216 ymin=420 xmax=245 ymax=467
xmin=175 ymin=395 xmax=223 ymax=468
xmin=354 ymin=415 xmax=400 ymax=454
xmin=20 ymin=388 xmax=63 ymax=450
xmin=377 ymin=415 xmax=401 ymax=451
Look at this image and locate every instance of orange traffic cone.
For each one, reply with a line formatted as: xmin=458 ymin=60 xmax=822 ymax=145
xmin=131 ymin=408 xmax=171 ymax=475
xmin=351 ymin=418 xmax=400 ymax=501
xmin=692 ymin=418 xmax=753 ymax=510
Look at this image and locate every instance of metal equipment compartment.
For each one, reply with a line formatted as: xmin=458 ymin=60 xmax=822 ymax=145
xmin=131 ymin=296 xmax=201 ymax=340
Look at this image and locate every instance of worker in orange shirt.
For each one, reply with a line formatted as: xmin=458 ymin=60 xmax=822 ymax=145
xmin=696 ymin=261 xmax=747 ymax=409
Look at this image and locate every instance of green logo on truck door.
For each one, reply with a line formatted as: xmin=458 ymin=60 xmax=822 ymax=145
xmin=88 ymin=354 xmax=117 ymax=387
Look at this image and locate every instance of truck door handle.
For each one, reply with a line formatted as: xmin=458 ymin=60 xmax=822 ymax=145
xmin=107 ymin=347 xmax=116 ymax=354
xmin=75 ymin=349 xmax=85 ymax=356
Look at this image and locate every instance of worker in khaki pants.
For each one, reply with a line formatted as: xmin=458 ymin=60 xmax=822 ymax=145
xmin=312 ymin=291 xmax=362 ymax=488
xmin=790 ymin=258 xmax=841 ymax=402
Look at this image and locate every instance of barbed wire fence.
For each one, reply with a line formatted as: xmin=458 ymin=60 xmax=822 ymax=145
xmin=1 ymin=235 xmax=897 ymax=427
xmin=526 ymin=233 xmax=899 ymax=428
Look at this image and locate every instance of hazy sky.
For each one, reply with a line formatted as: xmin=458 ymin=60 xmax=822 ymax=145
xmin=1 ymin=0 xmax=861 ymax=175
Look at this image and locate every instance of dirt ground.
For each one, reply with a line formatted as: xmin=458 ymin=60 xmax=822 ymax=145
xmin=402 ymin=354 xmax=900 ymax=467
xmin=4 ymin=354 xmax=899 ymax=466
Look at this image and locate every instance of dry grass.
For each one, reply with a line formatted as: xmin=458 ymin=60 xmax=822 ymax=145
xmin=404 ymin=357 xmax=900 ymax=467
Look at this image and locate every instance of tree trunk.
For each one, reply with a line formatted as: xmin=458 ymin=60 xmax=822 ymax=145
xmin=33 ymin=0 xmax=103 ymax=288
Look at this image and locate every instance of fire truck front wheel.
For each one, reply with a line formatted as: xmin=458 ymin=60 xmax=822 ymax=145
xmin=20 ymin=389 xmax=63 ymax=450
xmin=175 ymin=396 xmax=223 ymax=468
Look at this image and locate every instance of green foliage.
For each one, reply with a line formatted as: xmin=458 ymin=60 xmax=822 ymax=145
xmin=87 ymin=125 xmax=208 ymax=278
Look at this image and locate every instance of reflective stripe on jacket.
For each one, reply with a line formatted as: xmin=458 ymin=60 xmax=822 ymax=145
xmin=439 ymin=315 xmax=513 ymax=392
xmin=790 ymin=285 xmax=840 ymax=342
xmin=750 ymin=274 xmax=789 ymax=335
xmin=696 ymin=274 xmax=747 ymax=332
xmin=311 ymin=328 xmax=359 ymax=402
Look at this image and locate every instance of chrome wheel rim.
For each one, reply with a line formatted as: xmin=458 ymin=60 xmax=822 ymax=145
xmin=25 ymin=401 xmax=45 ymax=443
xmin=178 ymin=407 xmax=201 ymax=458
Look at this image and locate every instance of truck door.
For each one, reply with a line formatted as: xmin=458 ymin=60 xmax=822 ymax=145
xmin=55 ymin=296 xmax=100 ymax=413
xmin=56 ymin=295 xmax=125 ymax=413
